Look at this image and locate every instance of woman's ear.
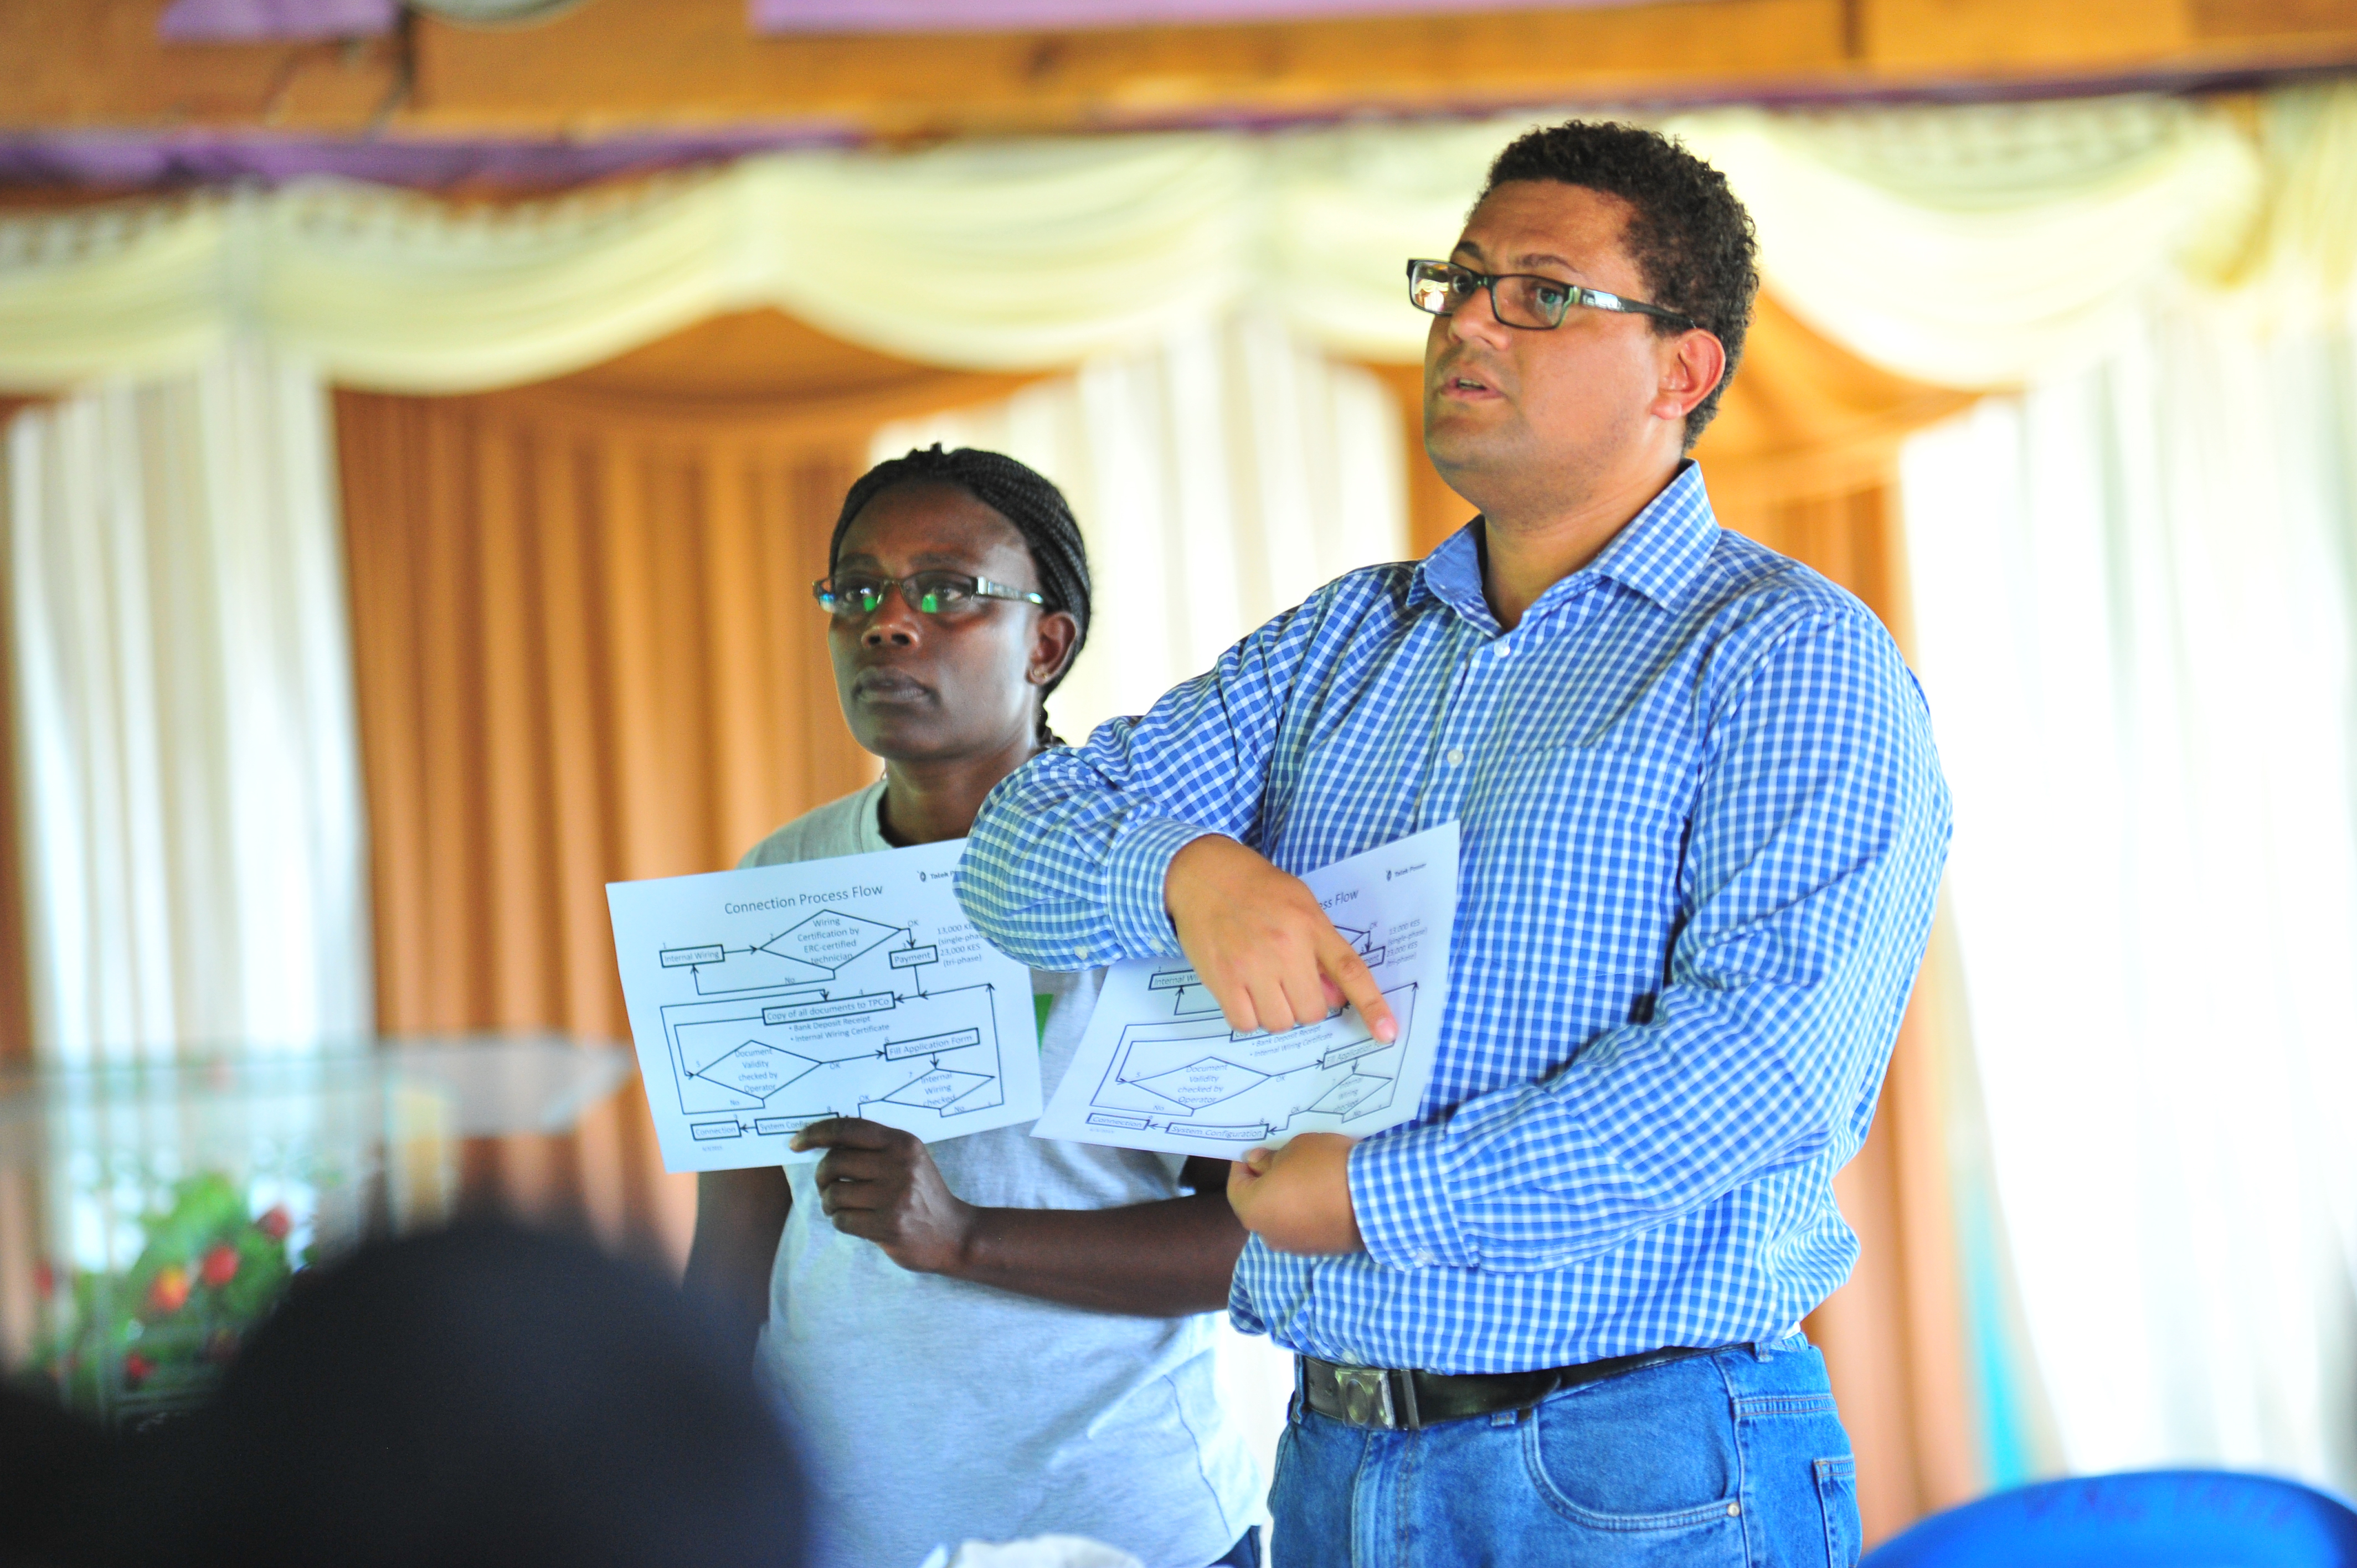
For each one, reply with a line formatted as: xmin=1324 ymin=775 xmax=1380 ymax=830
xmin=1028 ymin=609 xmax=1080 ymax=688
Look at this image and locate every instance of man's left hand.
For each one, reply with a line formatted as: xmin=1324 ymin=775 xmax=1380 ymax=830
xmin=1227 ymin=1133 xmax=1363 ymax=1255
xmin=792 ymin=1118 xmax=975 ymax=1276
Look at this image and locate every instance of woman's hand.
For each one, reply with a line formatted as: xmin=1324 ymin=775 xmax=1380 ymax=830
xmin=791 ymin=1120 xmax=1249 ymax=1314
xmin=792 ymin=1118 xmax=977 ymax=1276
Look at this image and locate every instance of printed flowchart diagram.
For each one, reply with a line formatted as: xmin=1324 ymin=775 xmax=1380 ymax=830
xmin=660 ymin=909 xmax=1009 ymax=1138
xmin=608 ymin=840 xmax=1041 ymax=1172
xmin=1074 ymin=926 xmax=1418 ymax=1145
xmin=1035 ymin=822 xmax=1459 ymax=1161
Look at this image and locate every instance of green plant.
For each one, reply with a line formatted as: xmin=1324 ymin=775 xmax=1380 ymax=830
xmin=23 ymin=1173 xmax=297 ymax=1421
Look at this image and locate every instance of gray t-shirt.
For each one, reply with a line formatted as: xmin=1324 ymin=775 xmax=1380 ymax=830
xmin=744 ymin=781 xmax=1257 ymax=1568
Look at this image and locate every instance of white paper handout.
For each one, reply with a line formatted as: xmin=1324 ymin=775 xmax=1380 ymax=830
xmin=606 ymin=839 xmax=1041 ymax=1173
xmin=1034 ymin=822 xmax=1459 ymax=1160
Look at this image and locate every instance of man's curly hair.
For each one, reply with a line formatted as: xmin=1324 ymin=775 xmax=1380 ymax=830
xmin=1482 ymin=120 xmax=1758 ymax=447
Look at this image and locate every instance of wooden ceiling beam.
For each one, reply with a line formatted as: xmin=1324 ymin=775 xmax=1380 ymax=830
xmin=405 ymin=0 xmax=1851 ymax=136
xmin=1 ymin=0 xmax=2352 ymax=140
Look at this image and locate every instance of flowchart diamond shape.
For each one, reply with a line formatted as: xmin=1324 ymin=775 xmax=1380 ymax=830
xmin=763 ymin=909 xmax=901 ymax=973
xmin=1133 ymin=1056 xmax=1267 ymax=1110
xmin=883 ymin=1066 xmax=991 ymax=1111
xmin=1309 ymin=1072 xmax=1388 ymax=1118
xmin=699 ymin=1040 xmax=819 ymax=1100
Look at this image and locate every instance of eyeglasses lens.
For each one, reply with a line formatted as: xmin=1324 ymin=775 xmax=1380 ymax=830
xmin=817 ymin=572 xmax=978 ymax=618
xmin=907 ymin=573 xmax=971 ymax=612
xmin=1411 ymin=265 xmax=1469 ymax=316
xmin=1411 ymin=265 xmax=1571 ymax=329
xmin=1494 ymin=276 xmax=1568 ymax=327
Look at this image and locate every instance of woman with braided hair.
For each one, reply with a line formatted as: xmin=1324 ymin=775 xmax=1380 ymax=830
xmin=685 ymin=447 xmax=1263 ymax=1568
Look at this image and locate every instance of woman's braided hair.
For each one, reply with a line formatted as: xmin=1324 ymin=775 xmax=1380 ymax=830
xmin=830 ymin=445 xmax=1093 ymax=746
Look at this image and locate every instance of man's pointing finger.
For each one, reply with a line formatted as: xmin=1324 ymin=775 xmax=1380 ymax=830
xmin=1320 ymin=936 xmax=1398 ymax=1043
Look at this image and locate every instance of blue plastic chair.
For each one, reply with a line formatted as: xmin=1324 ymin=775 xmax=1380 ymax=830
xmin=1861 ymin=1470 xmax=2357 ymax=1567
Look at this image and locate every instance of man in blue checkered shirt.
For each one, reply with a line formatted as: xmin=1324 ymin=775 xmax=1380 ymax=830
xmin=960 ymin=121 xmax=1949 ymax=1566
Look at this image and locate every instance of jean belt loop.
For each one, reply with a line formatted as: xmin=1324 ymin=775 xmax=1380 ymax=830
xmin=1391 ymin=1367 xmax=1422 ymax=1431
xmin=1291 ymin=1355 xmax=1308 ymax=1426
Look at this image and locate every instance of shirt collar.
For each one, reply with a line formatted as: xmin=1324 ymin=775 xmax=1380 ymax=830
xmin=1408 ymin=461 xmax=1720 ymax=630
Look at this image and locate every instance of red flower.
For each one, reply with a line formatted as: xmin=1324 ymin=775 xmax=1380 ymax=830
xmin=146 ymin=1263 xmax=190 ymax=1316
xmin=199 ymin=1244 xmax=239 ymax=1288
xmin=122 ymin=1352 xmax=154 ymax=1387
xmin=256 ymin=1206 xmax=292 ymax=1241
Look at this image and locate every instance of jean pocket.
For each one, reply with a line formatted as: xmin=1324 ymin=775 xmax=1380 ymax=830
xmin=1814 ymin=1456 xmax=1860 ymax=1568
xmin=1519 ymin=1368 xmax=1746 ymax=1534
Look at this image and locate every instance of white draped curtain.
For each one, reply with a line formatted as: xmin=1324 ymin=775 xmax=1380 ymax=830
xmin=872 ymin=311 xmax=1408 ymax=738
xmin=2 ymin=342 xmax=371 ymax=1066
xmin=1897 ymin=301 xmax=2357 ymax=1497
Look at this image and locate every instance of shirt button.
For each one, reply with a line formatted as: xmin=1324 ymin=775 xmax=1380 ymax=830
xmin=1446 ymin=748 xmax=1465 ymax=765
xmin=1495 ymin=640 xmax=1513 ymax=658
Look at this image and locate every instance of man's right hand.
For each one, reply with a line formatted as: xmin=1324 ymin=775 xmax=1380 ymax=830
xmin=1163 ymin=835 xmax=1398 ymax=1041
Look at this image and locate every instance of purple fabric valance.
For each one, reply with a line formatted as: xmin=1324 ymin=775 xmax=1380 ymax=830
xmin=158 ymin=0 xmax=397 ymax=40
xmin=749 ymin=0 xmax=1657 ymax=30
xmin=153 ymin=0 xmax=1665 ymax=43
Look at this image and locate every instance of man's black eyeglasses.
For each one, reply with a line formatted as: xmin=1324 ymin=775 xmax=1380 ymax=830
xmin=811 ymin=571 xmax=1046 ymax=620
xmin=1406 ymin=259 xmax=1697 ymax=332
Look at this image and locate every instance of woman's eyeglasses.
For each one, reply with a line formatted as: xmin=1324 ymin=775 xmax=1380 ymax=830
xmin=811 ymin=571 xmax=1046 ymax=620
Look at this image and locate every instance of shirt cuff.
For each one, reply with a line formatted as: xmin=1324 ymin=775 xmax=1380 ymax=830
xmin=1103 ymin=815 xmax=1224 ymax=958
xmin=1349 ymin=1117 xmax=1475 ymax=1271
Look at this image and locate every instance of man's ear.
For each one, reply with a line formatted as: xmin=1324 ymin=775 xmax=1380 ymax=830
xmin=1650 ymin=329 xmax=1727 ymax=426
xmin=1028 ymin=609 xmax=1081 ymax=688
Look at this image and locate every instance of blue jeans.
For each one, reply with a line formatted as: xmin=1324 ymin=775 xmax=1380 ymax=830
xmin=1208 ymin=1525 xmax=1263 ymax=1566
xmin=1268 ymin=1337 xmax=1861 ymax=1567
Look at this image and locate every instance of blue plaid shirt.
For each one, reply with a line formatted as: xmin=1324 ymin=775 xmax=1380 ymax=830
xmin=960 ymin=464 xmax=1949 ymax=1373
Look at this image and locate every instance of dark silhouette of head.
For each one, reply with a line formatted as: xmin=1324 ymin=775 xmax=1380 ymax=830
xmin=163 ymin=1222 xmax=804 ymax=1568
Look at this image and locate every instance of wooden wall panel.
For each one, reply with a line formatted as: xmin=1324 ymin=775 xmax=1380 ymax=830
xmin=405 ymin=0 xmax=1846 ymax=135
xmin=2 ymin=0 xmax=2351 ymax=142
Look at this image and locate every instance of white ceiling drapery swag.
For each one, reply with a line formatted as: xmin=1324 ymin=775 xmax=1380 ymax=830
xmin=1670 ymin=100 xmax=2266 ymax=386
xmin=0 ymin=86 xmax=2349 ymax=396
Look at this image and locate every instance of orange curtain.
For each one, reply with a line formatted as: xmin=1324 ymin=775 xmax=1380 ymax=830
xmin=1372 ymin=297 xmax=1982 ymax=1543
xmin=0 ymin=398 xmax=44 ymax=1372
xmin=335 ymin=311 xmax=1041 ymax=1267
xmin=0 ymin=395 xmax=39 ymax=1065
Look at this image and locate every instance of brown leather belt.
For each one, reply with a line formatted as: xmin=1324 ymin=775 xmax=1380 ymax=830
xmin=1298 ymin=1343 xmax=1746 ymax=1430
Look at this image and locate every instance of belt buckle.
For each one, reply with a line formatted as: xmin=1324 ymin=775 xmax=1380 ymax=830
xmin=1332 ymin=1365 xmax=1396 ymax=1428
